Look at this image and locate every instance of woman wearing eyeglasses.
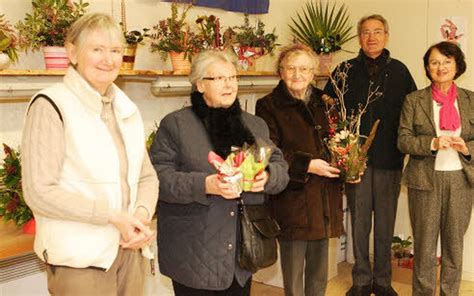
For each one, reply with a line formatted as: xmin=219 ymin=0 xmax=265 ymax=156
xmin=255 ymin=44 xmax=344 ymax=296
xmin=149 ymin=50 xmax=289 ymax=295
xmin=398 ymin=41 xmax=473 ymax=296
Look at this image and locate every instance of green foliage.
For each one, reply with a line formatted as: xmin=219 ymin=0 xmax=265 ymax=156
xmin=195 ymin=14 xmax=227 ymax=50
xmin=289 ymin=0 xmax=356 ymax=54
xmin=146 ymin=122 xmax=159 ymax=152
xmin=15 ymin=0 xmax=89 ymax=51
xmin=0 ymin=144 xmax=32 ymax=227
xmin=149 ymin=2 xmax=202 ymax=61
xmin=0 ymin=14 xmax=20 ymax=62
xmin=225 ymin=14 xmax=278 ymax=55
xmin=392 ymin=235 xmax=413 ymax=259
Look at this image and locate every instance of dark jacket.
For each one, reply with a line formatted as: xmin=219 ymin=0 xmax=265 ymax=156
xmin=398 ymin=86 xmax=474 ymax=190
xmin=256 ymin=81 xmax=344 ymax=240
xmin=324 ymin=49 xmax=417 ymax=170
xmin=150 ymin=93 xmax=289 ymax=290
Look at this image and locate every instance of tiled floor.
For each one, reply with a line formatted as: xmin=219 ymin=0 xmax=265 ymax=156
xmin=251 ymin=262 xmax=474 ymax=295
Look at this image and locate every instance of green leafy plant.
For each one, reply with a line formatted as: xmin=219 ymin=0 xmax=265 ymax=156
xmin=149 ymin=2 xmax=202 ymax=61
xmin=15 ymin=0 xmax=89 ymax=52
xmin=0 ymin=14 xmax=20 ymax=63
xmin=146 ymin=122 xmax=159 ymax=152
xmin=226 ymin=14 xmax=278 ymax=55
xmin=392 ymin=235 xmax=414 ymax=259
xmin=0 ymin=144 xmax=32 ymax=227
xmin=195 ymin=14 xmax=227 ymax=50
xmin=289 ymin=0 xmax=356 ymax=54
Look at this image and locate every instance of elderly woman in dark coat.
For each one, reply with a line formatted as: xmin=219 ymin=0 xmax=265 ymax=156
xmin=256 ymin=44 xmax=344 ymax=296
xmin=149 ymin=50 xmax=289 ymax=296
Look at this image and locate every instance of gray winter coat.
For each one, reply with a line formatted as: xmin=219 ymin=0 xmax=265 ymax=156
xmin=150 ymin=106 xmax=289 ymax=290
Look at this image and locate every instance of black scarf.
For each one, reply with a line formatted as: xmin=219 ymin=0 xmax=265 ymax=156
xmin=191 ymin=91 xmax=255 ymax=158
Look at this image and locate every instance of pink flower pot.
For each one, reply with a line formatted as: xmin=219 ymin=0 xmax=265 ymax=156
xmin=22 ymin=218 xmax=36 ymax=235
xmin=42 ymin=46 xmax=69 ymax=70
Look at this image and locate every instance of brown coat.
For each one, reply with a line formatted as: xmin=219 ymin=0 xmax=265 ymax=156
xmin=256 ymin=81 xmax=344 ymax=241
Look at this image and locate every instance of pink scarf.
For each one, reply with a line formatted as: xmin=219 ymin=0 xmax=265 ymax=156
xmin=431 ymin=83 xmax=460 ymax=131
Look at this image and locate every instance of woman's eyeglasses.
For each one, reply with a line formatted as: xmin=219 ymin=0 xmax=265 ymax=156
xmin=202 ymin=75 xmax=239 ymax=83
xmin=428 ymin=59 xmax=454 ymax=68
xmin=281 ymin=66 xmax=314 ymax=75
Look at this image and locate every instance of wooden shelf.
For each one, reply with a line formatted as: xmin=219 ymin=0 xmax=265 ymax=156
xmin=0 ymin=69 xmax=281 ymax=77
xmin=0 ymin=221 xmax=34 ymax=260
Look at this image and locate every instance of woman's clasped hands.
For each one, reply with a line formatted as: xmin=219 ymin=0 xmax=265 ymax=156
xmin=108 ymin=208 xmax=154 ymax=250
xmin=434 ymin=135 xmax=469 ymax=155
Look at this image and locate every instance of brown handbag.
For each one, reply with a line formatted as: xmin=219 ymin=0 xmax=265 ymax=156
xmin=238 ymin=200 xmax=281 ymax=273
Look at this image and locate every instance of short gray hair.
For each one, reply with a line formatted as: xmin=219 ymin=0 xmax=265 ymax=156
xmin=66 ymin=13 xmax=124 ymax=53
xmin=189 ymin=50 xmax=237 ymax=85
xmin=276 ymin=44 xmax=318 ymax=76
xmin=357 ymin=14 xmax=389 ymax=35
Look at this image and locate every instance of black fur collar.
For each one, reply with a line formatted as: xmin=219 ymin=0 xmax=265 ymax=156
xmin=191 ymin=91 xmax=255 ymax=158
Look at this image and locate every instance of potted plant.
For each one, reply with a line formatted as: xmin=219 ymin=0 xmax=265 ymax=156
xmin=121 ymin=27 xmax=150 ymax=71
xmin=225 ymin=14 xmax=278 ymax=71
xmin=15 ymin=0 xmax=89 ymax=70
xmin=392 ymin=235 xmax=414 ymax=268
xmin=0 ymin=14 xmax=21 ymax=69
xmin=289 ymin=0 xmax=356 ymax=74
xmin=149 ymin=2 xmax=202 ymax=72
xmin=0 ymin=144 xmax=34 ymax=234
xmin=195 ymin=14 xmax=228 ymax=50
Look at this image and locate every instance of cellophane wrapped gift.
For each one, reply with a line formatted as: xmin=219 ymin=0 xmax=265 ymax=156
xmin=208 ymin=141 xmax=273 ymax=194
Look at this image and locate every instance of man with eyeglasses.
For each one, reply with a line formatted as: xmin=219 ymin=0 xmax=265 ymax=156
xmin=324 ymin=14 xmax=417 ymax=296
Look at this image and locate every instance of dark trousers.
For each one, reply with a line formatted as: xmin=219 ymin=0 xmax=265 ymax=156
xmin=172 ymin=277 xmax=251 ymax=296
xmin=409 ymin=170 xmax=473 ymax=296
xmin=345 ymin=166 xmax=401 ymax=287
xmin=279 ymin=239 xmax=329 ymax=296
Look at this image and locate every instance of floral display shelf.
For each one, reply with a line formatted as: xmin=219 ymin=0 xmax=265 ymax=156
xmin=0 ymin=69 xmax=329 ymax=103
xmin=0 ymin=69 xmax=281 ymax=77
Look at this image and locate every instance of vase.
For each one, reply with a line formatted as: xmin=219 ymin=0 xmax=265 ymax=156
xmin=169 ymin=51 xmax=191 ymax=73
xmin=42 ymin=46 xmax=69 ymax=70
xmin=121 ymin=44 xmax=137 ymax=71
xmin=0 ymin=53 xmax=11 ymax=70
xmin=22 ymin=218 xmax=36 ymax=234
xmin=318 ymin=53 xmax=333 ymax=75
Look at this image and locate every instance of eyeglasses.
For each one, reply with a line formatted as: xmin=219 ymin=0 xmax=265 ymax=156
xmin=360 ymin=29 xmax=386 ymax=37
xmin=202 ymin=75 xmax=239 ymax=83
xmin=281 ymin=66 xmax=314 ymax=75
xmin=428 ymin=59 xmax=454 ymax=68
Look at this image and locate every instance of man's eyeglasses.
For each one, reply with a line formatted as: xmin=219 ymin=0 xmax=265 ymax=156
xmin=202 ymin=75 xmax=239 ymax=83
xmin=281 ymin=66 xmax=314 ymax=75
xmin=360 ymin=29 xmax=386 ymax=37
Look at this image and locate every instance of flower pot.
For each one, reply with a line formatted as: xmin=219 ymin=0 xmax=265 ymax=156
xmin=318 ymin=53 xmax=333 ymax=75
xmin=234 ymin=46 xmax=263 ymax=71
xmin=169 ymin=51 xmax=191 ymax=73
xmin=42 ymin=46 xmax=69 ymax=70
xmin=22 ymin=218 xmax=36 ymax=234
xmin=121 ymin=44 xmax=138 ymax=71
xmin=0 ymin=53 xmax=11 ymax=70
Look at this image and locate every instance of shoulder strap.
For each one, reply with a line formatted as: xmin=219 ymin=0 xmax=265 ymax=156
xmin=28 ymin=94 xmax=63 ymax=123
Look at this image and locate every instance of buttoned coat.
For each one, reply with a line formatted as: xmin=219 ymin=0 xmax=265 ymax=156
xmin=398 ymin=86 xmax=474 ymax=190
xmin=256 ymin=81 xmax=344 ymax=241
xmin=150 ymin=101 xmax=289 ymax=290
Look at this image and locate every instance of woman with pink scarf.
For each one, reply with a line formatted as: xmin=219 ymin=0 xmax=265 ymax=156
xmin=398 ymin=41 xmax=473 ymax=296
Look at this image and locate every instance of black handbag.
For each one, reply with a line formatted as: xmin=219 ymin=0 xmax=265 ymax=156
xmin=238 ymin=200 xmax=281 ymax=273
